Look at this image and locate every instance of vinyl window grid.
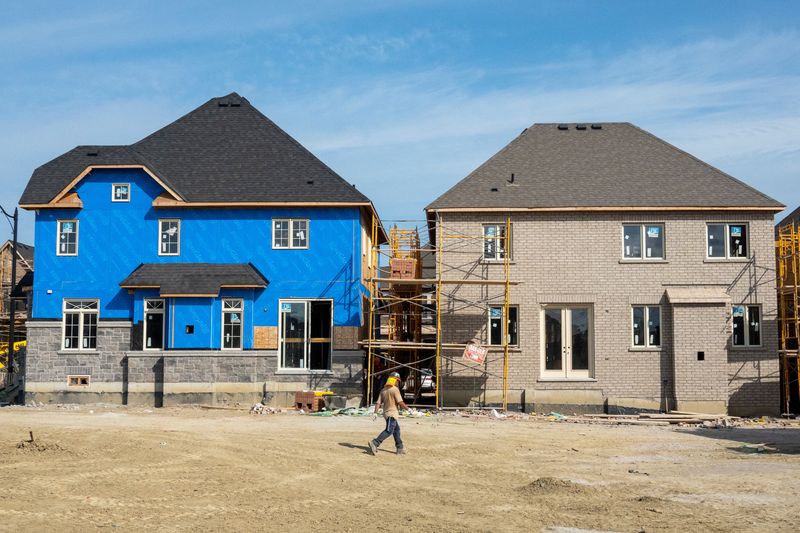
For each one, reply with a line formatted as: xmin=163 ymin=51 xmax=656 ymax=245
xmin=57 ymin=220 xmax=79 ymax=256
xmin=62 ymin=299 xmax=99 ymax=351
xmin=631 ymin=305 xmax=661 ymax=348
xmin=272 ymin=219 xmax=309 ymax=249
xmin=732 ymin=304 xmax=761 ymax=347
xmin=112 ymin=183 xmax=130 ymax=202
xmin=482 ymin=223 xmax=511 ymax=261
xmin=222 ymin=298 xmax=244 ymax=350
xmin=488 ymin=305 xmax=519 ymax=346
xmin=706 ymin=223 xmax=748 ymax=259
xmin=622 ymin=224 xmax=665 ymax=260
xmin=158 ymin=219 xmax=181 ymax=256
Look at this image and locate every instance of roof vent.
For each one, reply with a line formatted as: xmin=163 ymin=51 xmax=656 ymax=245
xmin=557 ymin=124 xmax=568 ymax=130
xmin=307 ymin=180 xmax=314 ymax=185
xmin=86 ymin=151 xmax=98 ymax=157
xmin=218 ymin=101 xmax=230 ymax=107
xmin=591 ymin=124 xmax=602 ymax=130
xmin=230 ymin=102 xmax=241 ymax=107
xmin=520 ymin=127 xmax=528 ymax=135
xmin=576 ymin=124 xmax=587 ymax=130
xmin=490 ymin=187 xmax=499 ymax=192
xmin=508 ymin=173 xmax=515 ymax=184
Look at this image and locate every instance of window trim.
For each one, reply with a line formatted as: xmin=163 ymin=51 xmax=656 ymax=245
xmin=158 ymin=219 xmax=181 ymax=256
xmin=706 ymin=222 xmax=749 ymax=260
xmin=221 ymin=298 xmax=244 ymax=350
xmin=277 ymin=298 xmax=334 ymax=371
xmin=272 ymin=218 xmax=310 ymax=250
xmin=731 ymin=304 xmax=762 ymax=348
xmin=631 ymin=305 xmax=662 ymax=349
xmin=539 ymin=304 xmax=594 ymax=380
xmin=487 ymin=305 xmax=519 ymax=347
xmin=61 ymin=299 xmax=99 ymax=351
xmin=622 ymin=223 xmax=665 ymax=261
xmin=482 ymin=222 xmax=512 ymax=262
xmin=56 ymin=219 xmax=79 ymax=257
xmin=111 ymin=183 xmax=131 ymax=202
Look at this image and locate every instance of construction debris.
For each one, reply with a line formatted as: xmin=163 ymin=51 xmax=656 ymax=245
xmin=250 ymin=403 xmax=281 ymax=415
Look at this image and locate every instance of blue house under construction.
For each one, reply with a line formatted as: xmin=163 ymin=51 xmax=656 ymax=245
xmin=19 ymin=93 xmax=383 ymax=405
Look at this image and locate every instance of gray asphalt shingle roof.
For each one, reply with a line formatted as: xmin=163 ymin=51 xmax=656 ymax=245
xmin=426 ymin=123 xmax=783 ymax=211
xmin=20 ymin=93 xmax=370 ymax=205
xmin=119 ymin=263 xmax=268 ymax=297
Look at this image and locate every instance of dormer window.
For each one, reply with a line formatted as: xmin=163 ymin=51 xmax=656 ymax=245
xmin=112 ymin=184 xmax=130 ymax=202
xmin=159 ymin=219 xmax=180 ymax=256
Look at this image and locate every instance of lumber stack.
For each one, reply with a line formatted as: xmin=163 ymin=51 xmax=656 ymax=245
xmin=576 ymin=411 xmax=737 ymax=426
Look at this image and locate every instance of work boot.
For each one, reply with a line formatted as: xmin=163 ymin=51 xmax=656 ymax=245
xmin=396 ymin=447 xmax=406 ymax=455
xmin=368 ymin=440 xmax=378 ymax=456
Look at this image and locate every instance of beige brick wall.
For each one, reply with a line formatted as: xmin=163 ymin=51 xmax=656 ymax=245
xmin=434 ymin=211 xmax=779 ymax=415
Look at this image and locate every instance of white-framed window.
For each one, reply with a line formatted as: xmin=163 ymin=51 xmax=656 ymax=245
xmin=62 ymin=299 xmax=98 ymax=350
xmin=222 ymin=298 xmax=244 ymax=350
xmin=632 ymin=305 xmax=661 ymax=348
xmin=144 ymin=298 xmax=165 ymax=350
xmin=112 ymin=183 xmax=130 ymax=202
xmin=483 ymin=223 xmax=511 ymax=261
xmin=541 ymin=305 xmax=593 ymax=379
xmin=57 ymin=220 xmax=78 ymax=256
xmin=159 ymin=219 xmax=180 ymax=256
xmin=732 ymin=305 xmax=761 ymax=347
xmin=272 ymin=219 xmax=309 ymax=249
xmin=707 ymin=223 xmax=748 ymax=259
xmin=623 ymin=224 xmax=664 ymax=260
xmin=279 ymin=299 xmax=332 ymax=370
xmin=488 ymin=305 xmax=519 ymax=346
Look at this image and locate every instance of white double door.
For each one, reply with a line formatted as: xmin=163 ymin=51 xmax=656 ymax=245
xmin=542 ymin=306 xmax=592 ymax=379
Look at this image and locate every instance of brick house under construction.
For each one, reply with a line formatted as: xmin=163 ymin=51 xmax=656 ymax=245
xmin=425 ymin=122 xmax=783 ymax=416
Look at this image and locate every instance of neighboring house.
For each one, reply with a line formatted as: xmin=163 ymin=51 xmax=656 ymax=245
xmin=426 ymin=122 xmax=783 ymax=416
xmin=0 ymin=240 xmax=34 ymax=339
xmin=19 ymin=93 xmax=383 ymax=406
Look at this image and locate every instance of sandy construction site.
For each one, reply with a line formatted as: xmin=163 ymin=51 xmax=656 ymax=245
xmin=0 ymin=406 xmax=799 ymax=532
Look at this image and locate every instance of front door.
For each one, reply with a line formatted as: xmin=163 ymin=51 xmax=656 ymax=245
xmin=144 ymin=299 xmax=165 ymax=350
xmin=542 ymin=306 xmax=592 ymax=379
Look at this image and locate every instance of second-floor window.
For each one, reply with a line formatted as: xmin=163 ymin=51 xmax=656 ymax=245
xmin=57 ymin=220 xmax=78 ymax=256
xmin=732 ymin=305 xmax=760 ymax=347
xmin=112 ymin=183 xmax=130 ymax=202
xmin=707 ymin=223 xmax=748 ymax=259
xmin=273 ymin=219 xmax=309 ymax=249
xmin=632 ymin=305 xmax=661 ymax=348
xmin=159 ymin=219 xmax=180 ymax=256
xmin=623 ymin=224 xmax=664 ymax=260
xmin=483 ymin=224 xmax=511 ymax=261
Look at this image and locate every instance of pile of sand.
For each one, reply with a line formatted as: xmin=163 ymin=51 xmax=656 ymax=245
xmin=521 ymin=477 xmax=588 ymax=495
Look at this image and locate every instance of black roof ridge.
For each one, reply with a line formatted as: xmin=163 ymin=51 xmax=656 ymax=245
xmin=242 ymin=99 xmax=370 ymax=203
xmin=426 ymin=123 xmax=533 ymax=210
xmin=626 ymin=123 xmax=783 ymax=208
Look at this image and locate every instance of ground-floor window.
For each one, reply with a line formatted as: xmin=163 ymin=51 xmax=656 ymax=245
xmin=632 ymin=305 xmax=661 ymax=348
xmin=541 ymin=305 xmax=593 ymax=379
xmin=732 ymin=305 xmax=760 ymax=347
xmin=63 ymin=299 xmax=98 ymax=350
xmin=222 ymin=298 xmax=244 ymax=349
xmin=144 ymin=298 xmax=165 ymax=350
xmin=488 ymin=305 xmax=518 ymax=346
xmin=279 ymin=299 xmax=332 ymax=370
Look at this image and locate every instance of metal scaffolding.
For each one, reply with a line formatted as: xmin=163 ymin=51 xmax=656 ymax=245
xmin=364 ymin=216 xmax=514 ymax=410
xmin=776 ymin=222 xmax=800 ymax=415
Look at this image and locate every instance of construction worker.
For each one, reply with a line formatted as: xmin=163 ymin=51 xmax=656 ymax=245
xmin=369 ymin=371 xmax=408 ymax=455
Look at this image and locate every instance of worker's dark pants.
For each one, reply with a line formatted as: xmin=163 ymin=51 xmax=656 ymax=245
xmin=373 ymin=416 xmax=403 ymax=450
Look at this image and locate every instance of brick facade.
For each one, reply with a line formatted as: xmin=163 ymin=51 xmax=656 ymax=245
xmin=436 ymin=211 xmax=779 ymax=415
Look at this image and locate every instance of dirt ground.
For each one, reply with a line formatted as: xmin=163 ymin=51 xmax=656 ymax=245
xmin=0 ymin=406 xmax=799 ymax=532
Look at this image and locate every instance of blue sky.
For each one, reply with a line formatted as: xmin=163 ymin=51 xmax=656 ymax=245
xmin=1 ymin=1 xmax=799 ymax=243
